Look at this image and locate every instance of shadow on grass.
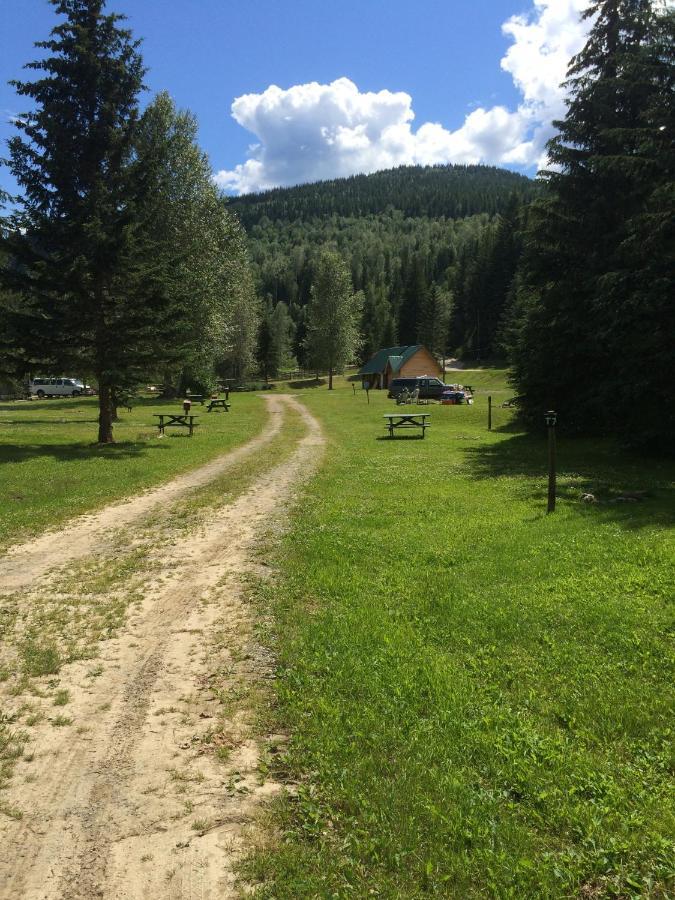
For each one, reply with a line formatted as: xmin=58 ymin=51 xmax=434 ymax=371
xmin=0 ymin=395 xmax=170 ymax=413
xmin=463 ymin=432 xmax=675 ymax=530
xmin=376 ymin=434 xmax=426 ymax=441
xmin=0 ymin=419 xmax=100 ymax=426
xmin=286 ymin=378 xmax=327 ymax=389
xmin=0 ymin=441 xmax=168 ymax=464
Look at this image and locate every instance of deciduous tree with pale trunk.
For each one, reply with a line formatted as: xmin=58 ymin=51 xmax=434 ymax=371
xmin=304 ymin=250 xmax=362 ymax=390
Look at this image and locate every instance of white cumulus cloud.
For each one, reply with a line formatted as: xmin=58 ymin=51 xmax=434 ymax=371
xmin=215 ymin=0 xmax=591 ymax=194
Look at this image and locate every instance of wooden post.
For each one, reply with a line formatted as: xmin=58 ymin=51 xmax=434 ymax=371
xmin=546 ymin=411 xmax=557 ymax=514
xmin=488 ymin=395 xmax=492 ymax=431
xmin=366 ymin=388 xmax=370 ymax=405
xmin=353 ymin=383 xmax=356 ymax=396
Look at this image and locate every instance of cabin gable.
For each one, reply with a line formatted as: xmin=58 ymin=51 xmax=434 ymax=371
xmin=359 ymin=344 xmax=442 ymax=388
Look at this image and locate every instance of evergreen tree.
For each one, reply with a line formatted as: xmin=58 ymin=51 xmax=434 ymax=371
xmin=361 ymin=283 xmax=394 ymax=362
xmin=222 ymin=264 xmax=260 ymax=383
xmin=480 ymin=195 xmax=522 ymax=355
xmin=417 ymin=283 xmax=452 ymax=363
xmin=3 ymin=0 xmax=155 ymax=442
xmin=398 ymin=254 xmax=427 ymax=344
xmin=304 ymin=250 xmax=363 ymax=389
xmin=257 ymin=298 xmax=292 ymax=380
xmin=511 ymin=0 xmax=674 ymax=447
xmin=257 ymin=300 xmax=275 ymax=383
xmin=271 ymin=301 xmax=295 ymax=370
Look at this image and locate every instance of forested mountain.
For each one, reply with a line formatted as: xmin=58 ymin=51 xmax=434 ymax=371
xmin=230 ymin=165 xmax=534 ymax=366
xmin=227 ymin=164 xmax=537 ymax=227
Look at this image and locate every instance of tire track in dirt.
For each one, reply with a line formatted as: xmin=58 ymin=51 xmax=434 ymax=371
xmin=0 ymin=395 xmax=323 ymax=900
xmin=0 ymin=394 xmax=286 ymax=593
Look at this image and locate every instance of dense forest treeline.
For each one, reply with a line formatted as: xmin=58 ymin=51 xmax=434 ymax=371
xmin=227 ymin=164 xmax=538 ymax=227
xmin=236 ymin=167 xmax=529 ymax=365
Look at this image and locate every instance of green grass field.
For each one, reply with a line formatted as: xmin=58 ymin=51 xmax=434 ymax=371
xmin=248 ymin=371 xmax=674 ymax=898
xmin=1 ymin=373 xmax=673 ymax=896
xmin=0 ymin=393 xmax=267 ymax=546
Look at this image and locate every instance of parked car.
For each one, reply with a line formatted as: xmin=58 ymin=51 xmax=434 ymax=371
xmin=388 ymin=376 xmax=449 ymax=400
xmin=29 ymin=377 xmax=86 ymax=398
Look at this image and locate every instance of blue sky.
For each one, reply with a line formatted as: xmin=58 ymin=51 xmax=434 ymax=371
xmin=1 ymin=0 xmax=590 ymax=196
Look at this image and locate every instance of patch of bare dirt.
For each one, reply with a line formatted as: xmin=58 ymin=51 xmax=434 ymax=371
xmin=0 ymin=395 xmax=323 ymax=899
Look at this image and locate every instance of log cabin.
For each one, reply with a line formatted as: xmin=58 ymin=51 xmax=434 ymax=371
xmin=359 ymin=345 xmax=443 ymax=389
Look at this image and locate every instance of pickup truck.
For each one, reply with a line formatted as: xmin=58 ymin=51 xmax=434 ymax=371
xmin=388 ymin=376 xmax=449 ymax=400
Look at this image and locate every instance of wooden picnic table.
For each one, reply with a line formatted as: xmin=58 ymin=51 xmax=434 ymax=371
xmin=383 ymin=412 xmax=431 ymax=438
xmin=153 ymin=413 xmax=199 ymax=436
xmin=206 ymin=398 xmax=230 ymax=412
xmin=185 ymin=393 xmax=205 ymax=405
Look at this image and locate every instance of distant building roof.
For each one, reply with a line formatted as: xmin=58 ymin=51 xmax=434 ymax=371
xmin=359 ymin=345 xmax=423 ymax=376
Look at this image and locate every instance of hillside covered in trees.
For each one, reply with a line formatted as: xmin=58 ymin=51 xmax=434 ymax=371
xmin=228 ymin=164 xmax=537 ymax=227
xmin=231 ymin=164 xmax=533 ymax=366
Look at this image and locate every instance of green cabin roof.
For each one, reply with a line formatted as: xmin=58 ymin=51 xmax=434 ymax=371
xmin=359 ymin=345 xmax=423 ymax=376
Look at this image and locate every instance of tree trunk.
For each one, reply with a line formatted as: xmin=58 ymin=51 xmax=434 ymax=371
xmin=110 ymin=389 xmax=120 ymax=422
xmin=97 ymin=382 xmax=115 ymax=443
xmin=328 ymin=368 xmax=333 ymax=390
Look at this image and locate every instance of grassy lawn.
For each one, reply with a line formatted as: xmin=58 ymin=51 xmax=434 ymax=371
xmin=0 ymin=393 xmax=267 ymax=546
xmin=249 ymin=371 xmax=674 ymax=898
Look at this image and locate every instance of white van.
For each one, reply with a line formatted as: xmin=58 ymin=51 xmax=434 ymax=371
xmin=29 ymin=377 xmax=86 ymax=398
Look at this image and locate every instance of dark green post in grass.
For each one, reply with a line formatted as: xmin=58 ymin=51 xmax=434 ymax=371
xmin=545 ymin=410 xmax=557 ymax=513
xmin=488 ymin=395 xmax=492 ymax=431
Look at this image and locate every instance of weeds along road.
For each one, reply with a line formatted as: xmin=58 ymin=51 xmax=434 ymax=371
xmin=0 ymin=395 xmax=324 ymax=900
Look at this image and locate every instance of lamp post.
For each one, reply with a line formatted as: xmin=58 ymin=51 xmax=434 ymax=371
xmin=545 ymin=410 xmax=557 ymax=513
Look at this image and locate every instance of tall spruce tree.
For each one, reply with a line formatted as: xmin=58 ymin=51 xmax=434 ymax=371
xmin=271 ymin=301 xmax=294 ymax=369
xmin=304 ymin=250 xmax=363 ymax=389
xmin=511 ymin=0 xmax=674 ymax=447
xmin=361 ymin=283 xmax=395 ymax=362
xmin=257 ymin=301 xmax=276 ymax=383
xmin=257 ymin=298 xmax=293 ymax=381
xmin=417 ymin=283 xmax=451 ymax=363
xmin=398 ymin=254 xmax=427 ymax=345
xmin=3 ymin=0 xmax=173 ymax=442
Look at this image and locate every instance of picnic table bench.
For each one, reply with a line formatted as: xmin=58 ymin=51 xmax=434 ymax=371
xmin=185 ymin=393 xmax=205 ymax=405
xmin=154 ymin=413 xmax=199 ymax=436
xmin=383 ymin=412 xmax=431 ymax=438
xmin=206 ymin=397 xmax=230 ymax=412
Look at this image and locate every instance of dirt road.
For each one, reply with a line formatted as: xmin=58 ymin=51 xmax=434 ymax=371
xmin=0 ymin=395 xmax=288 ymax=594
xmin=0 ymin=394 xmax=323 ymax=899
